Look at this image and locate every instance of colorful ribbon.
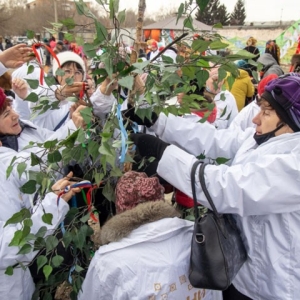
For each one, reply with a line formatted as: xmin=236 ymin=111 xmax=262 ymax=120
xmin=32 ymin=42 xmax=61 ymax=85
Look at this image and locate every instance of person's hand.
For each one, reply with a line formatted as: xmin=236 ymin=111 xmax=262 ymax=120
xmin=12 ymin=78 xmax=28 ymax=99
xmin=130 ymin=133 xmax=169 ymax=160
xmin=100 ymin=75 xmax=118 ymax=95
xmin=0 ymin=44 xmax=34 ymax=69
xmin=71 ymin=105 xmax=87 ymax=128
xmin=52 ymin=172 xmax=82 ymax=202
xmin=55 ymin=82 xmax=88 ymax=101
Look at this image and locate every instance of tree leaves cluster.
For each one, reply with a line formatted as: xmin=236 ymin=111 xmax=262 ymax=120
xmin=196 ymin=0 xmax=246 ymax=26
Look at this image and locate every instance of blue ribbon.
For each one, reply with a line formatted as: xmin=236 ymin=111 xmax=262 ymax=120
xmin=117 ymin=104 xmax=128 ymax=163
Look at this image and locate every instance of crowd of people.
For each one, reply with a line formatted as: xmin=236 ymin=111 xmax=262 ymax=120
xmin=0 ymin=29 xmax=300 ymax=300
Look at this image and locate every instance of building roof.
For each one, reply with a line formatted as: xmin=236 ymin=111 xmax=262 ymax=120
xmin=143 ymin=16 xmax=212 ymax=31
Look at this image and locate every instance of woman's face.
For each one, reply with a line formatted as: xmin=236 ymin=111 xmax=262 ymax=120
xmin=0 ymin=106 xmax=21 ymax=135
xmin=252 ymin=100 xmax=292 ymax=136
xmin=57 ymin=62 xmax=84 ymax=85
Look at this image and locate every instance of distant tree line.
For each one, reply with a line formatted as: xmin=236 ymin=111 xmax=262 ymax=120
xmin=195 ymin=0 xmax=247 ymax=26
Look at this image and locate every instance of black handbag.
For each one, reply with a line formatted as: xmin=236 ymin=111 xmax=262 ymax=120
xmin=189 ymin=161 xmax=247 ymax=290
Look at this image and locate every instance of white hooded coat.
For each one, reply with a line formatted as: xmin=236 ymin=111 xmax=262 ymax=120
xmin=152 ymin=113 xmax=300 ymax=300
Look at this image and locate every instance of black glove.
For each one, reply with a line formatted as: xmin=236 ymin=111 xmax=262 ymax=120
xmin=123 ymin=104 xmax=158 ymax=128
xmin=130 ymin=133 xmax=169 ymax=160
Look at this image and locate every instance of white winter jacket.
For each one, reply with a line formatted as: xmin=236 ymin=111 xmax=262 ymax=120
xmin=0 ymin=150 xmax=69 ymax=300
xmin=0 ymin=117 xmax=79 ymax=299
xmin=153 ymin=113 xmax=300 ymax=300
xmin=79 ymin=217 xmax=211 ymax=300
xmin=12 ymin=62 xmax=116 ymax=130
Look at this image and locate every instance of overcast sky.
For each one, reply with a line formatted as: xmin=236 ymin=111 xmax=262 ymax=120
xmin=116 ymin=0 xmax=299 ymax=22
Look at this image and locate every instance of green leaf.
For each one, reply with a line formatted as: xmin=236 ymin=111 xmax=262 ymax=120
xmin=35 ymin=226 xmax=47 ymax=238
xmin=20 ymin=180 xmax=36 ymax=194
xmin=99 ymin=141 xmax=114 ymax=156
xmin=46 ymin=236 xmax=59 ymax=253
xmin=5 ymin=208 xmax=31 ymax=227
xmin=83 ymin=43 xmax=97 ymax=59
xmin=196 ymin=0 xmax=210 ymax=11
xmin=25 ymin=92 xmax=39 ymax=103
xmin=17 ymin=162 xmax=27 ymax=179
xmin=176 ymin=3 xmax=185 ymax=23
xmin=44 ymin=76 xmax=57 ymax=87
xmin=60 ymin=17 xmax=76 ymax=30
xmin=62 ymin=231 xmax=73 ymax=249
xmin=42 ymin=213 xmax=53 ymax=225
xmin=215 ymin=157 xmax=231 ymax=165
xmin=17 ymin=243 xmax=32 ymax=255
xmin=183 ymin=16 xmax=194 ymax=31
xmin=195 ymin=69 xmax=209 ymax=90
xmin=95 ymin=21 xmax=108 ymax=44
xmin=64 ymin=32 xmax=74 ymax=43
xmin=80 ymin=213 xmax=90 ymax=223
xmin=132 ymin=60 xmax=150 ymax=71
xmin=21 ymin=225 xmax=31 ymax=241
xmin=25 ymin=79 xmax=39 ymax=90
xmin=118 ymin=76 xmax=134 ymax=90
xmin=102 ymin=182 xmax=114 ymax=202
xmin=5 ymin=266 xmax=13 ymax=276
xmin=43 ymin=265 xmax=53 ymax=281
xmin=80 ymin=107 xmax=93 ymax=124
xmin=47 ymin=150 xmax=62 ymax=164
xmin=34 ymin=237 xmax=46 ymax=251
xmin=75 ymin=0 xmax=85 ymax=15
xmin=27 ymin=65 xmax=34 ymax=75
xmin=6 ymin=165 xmax=13 ymax=179
xmin=23 ymin=218 xmax=33 ymax=228
xmin=117 ymin=9 xmax=126 ymax=23
xmin=220 ymin=105 xmax=227 ymax=118
xmin=209 ymin=40 xmax=229 ymax=50
xmin=87 ymin=140 xmax=100 ymax=161
xmin=37 ymin=255 xmax=47 ymax=272
xmin=31 ymin=152 xmax=42 ymax=166
xmin=75 ymin=264 xmax=84 ymax=273
xmin=26 ymin=30 xmax=35 ymax=39
xmin=51 ymin=255 xmax=64 ymax=268
xmin=9 ymin=230 xmax=23 ymax=246
xmin=213 ymin=22 xmax=223 ymax=29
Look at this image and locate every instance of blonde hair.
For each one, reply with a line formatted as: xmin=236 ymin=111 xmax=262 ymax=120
xmin=246 ymin=37 xmax=257 ymax=46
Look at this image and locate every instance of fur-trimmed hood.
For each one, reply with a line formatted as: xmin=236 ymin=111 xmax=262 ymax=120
xmin=100 ymin=201 xmax=180 ymax=245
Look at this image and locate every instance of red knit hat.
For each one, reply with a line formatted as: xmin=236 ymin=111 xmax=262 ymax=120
xmin=0 ymin=88 xmax=6 ymax=110
xmin=115 ymin=171 xmax=165 ymax=213
xmin=257 ymin=74 xmax=278 ymax=96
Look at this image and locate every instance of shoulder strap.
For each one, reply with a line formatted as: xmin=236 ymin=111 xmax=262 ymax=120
xmin=198 ymin=163 xmax=219 ymax=216
xmin=191 ymin=160 xmax=202 ymax=219
xmin=191 ymin=161 xmax=220 ymax=219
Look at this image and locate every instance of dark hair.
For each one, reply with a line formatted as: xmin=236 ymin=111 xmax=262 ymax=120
xmin=61 ymin=61 xmax=84 ymax=73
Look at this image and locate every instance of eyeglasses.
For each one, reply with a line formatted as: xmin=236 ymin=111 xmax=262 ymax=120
xmin=63 ymin=69 xmax=83 ymax=78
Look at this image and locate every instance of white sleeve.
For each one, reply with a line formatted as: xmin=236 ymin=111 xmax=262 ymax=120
xmin=90 ymin=87 xmax=116 ymax=120
xmin=153 ymin=112 xmax=250 ymax=159
xmin=157 ymin=144 xmax=300 ymax=217
xmin=0 ymin=193 xmax=69 ymax=269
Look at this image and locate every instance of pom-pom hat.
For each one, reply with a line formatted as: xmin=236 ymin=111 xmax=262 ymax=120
xmin=115 ymin=171 xmax=165 ymax=213
xmin=52 ymin=51 xmax=86 ymax=80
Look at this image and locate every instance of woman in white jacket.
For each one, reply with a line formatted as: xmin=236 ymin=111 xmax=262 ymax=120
xmin=130 ymin=73 xmax=300 ymax=300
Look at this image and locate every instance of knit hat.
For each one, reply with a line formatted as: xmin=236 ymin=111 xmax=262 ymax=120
xmin=0 ymin=88 xmax=6 ymax=110
xmin=115 ymin=171 xmax=165 ymax=213
xmin=257 ymin=74 xmax=278 ymax=96
xmin=262 ymin=73 xmax=300 ymax=132
xmin=52 ymin=51 xmax=86 ymax=80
